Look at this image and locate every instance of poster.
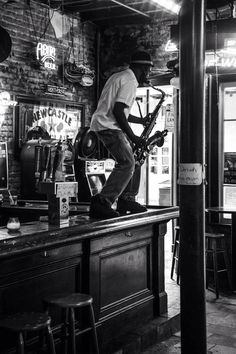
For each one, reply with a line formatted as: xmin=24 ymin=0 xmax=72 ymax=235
xmin=14 ymin=97 xmax=84 ymax=151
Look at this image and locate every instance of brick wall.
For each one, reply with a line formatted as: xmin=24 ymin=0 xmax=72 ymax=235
xmin=0 ymin=0 xmax=97 ymax=194
xmin=99 ymin=20 xmax=177 ymax=82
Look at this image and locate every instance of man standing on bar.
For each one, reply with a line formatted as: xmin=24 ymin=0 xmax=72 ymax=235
xmin=89 ymin=51 xmax=153 ymax=219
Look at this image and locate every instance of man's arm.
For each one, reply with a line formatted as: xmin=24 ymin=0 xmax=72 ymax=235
xmin=128 ymin=114 xmax=146 ymax=125
xmin=113 ymin=102 xmax=145 ymax=146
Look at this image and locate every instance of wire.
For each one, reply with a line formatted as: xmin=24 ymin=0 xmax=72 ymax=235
xmin=28 ymin=0 xmax=55 ymax=42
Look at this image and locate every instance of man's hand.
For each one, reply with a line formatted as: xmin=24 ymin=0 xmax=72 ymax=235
xmin=143 ymin=113 xmax=152 ymax=127
xmin=132 ymin=135 xmax=146 ymax=147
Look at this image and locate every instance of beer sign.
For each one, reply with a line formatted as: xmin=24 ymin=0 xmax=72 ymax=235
xmin=36 ymin=42 xmax=56 ymax=70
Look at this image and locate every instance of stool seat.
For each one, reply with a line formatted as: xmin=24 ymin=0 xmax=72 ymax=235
xmin=44 ymin=292 xmax=99 ymax=354
xmin=44 ymin=293 xmax=93 ymax=308
xmin=0 ymin=312 xmax=56 ymax=354
xmin=0 ymin=312 xmax=51 ymax=332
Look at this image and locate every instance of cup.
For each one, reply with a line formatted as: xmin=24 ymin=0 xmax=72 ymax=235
xmin=7 ymin=217 xmax=20 ymax=232
xmin=10 ymin=195 xmax=18 ymax=206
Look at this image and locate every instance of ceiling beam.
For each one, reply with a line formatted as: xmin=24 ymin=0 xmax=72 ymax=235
xmin=111 ymin=0 xmax=151 ymax=18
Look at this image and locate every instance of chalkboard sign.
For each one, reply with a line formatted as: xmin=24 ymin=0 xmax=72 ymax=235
xmin=0 ymin=142 xmax=8 ymax=189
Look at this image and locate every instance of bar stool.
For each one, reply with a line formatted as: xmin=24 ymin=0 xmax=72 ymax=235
xmin=0 ymin=312 xmax=56 ymax=354
xmin=43 ymin=293 xmax=99 ymax=354
xmin=170 ymin=226 xmax=180 ymax=285
xmin=205 ymin=232 xmax=232 ymax=298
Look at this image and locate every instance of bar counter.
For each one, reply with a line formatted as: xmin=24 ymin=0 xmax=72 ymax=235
xmin=0 ymin=205 xmax=179 ymax=353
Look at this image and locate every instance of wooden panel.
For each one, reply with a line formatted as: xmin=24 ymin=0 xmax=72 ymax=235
xmin=0 ymin=244 xmax=82 ymax=353
xmin=0 ymin=263 xmax=82 ymax=316
xmin=90 ymin=225 xmax=153 ymax=322
xmin=91 ymin=225 xmax=152 ymax=252
xmin=100 ymin=242 xmax=151 ymax=308
xmin=0 ymin=243 xmax=82 ymax=278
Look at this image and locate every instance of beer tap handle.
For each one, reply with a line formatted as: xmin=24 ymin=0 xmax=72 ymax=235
xmin=42 ymin=145 xmax=51 ymax=182
xmin=34 ymin=143 xmax=43 ymax=188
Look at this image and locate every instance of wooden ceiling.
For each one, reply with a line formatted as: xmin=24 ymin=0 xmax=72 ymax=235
xmin=39 ymin=0 xmax=180 ymax=26
xmin=34 ymin=0 xmax=236 ymax=27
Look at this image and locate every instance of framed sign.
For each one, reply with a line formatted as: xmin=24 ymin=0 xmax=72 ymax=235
xmin=0 ymin=142 xmax=8 ymax=190
xmin=14 ymin=96 xmax=85 ymax=153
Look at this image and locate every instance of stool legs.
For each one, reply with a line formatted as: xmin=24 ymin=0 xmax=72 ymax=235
xmin=68 ymin=308 xmax=76 ymax=354
xmin=212 ymin=241 xmax=219 ymax=298
xmin=222 ymin=239 xmax=233 ymax=291
xmin=46 ymin=324 xmax=56 ymax=354
xmin=89 ymin=303 xmax=99 ymax=354
xmin=61 ymin=309 xmax=69 ymax=354
xmin=171 ymin=227 xmax=180 ymax=285
xmin=17 ymin=332 xmax=24 ymax=354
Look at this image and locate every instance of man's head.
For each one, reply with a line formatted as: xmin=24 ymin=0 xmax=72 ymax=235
xmin=130 ymin=51 xmax=153 ymax=84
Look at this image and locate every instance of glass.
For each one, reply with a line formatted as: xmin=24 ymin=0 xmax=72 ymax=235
xmin=9 ymin=195 xmax=18 ymax=206
xmin=7 ymin=217 xmax=20 ymax=232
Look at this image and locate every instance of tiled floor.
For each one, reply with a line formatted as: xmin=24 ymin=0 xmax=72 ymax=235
xmin=142 ymin=223 xmax=236 ymax=354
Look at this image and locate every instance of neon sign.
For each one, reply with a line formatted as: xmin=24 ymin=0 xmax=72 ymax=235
xmin=36 ymin=43 xmax=56 ymax=70
xmin=206 ymin=52 xmax=236 ymax=68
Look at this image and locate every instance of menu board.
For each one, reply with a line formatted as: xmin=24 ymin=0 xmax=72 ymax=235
xmin=0 ymin=142 xmax=8 ymax=189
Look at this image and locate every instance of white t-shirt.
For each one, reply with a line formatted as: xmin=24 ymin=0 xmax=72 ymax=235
xmin=90 ymin=68 xmax=139 ymax=131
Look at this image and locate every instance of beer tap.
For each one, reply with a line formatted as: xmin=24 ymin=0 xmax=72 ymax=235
xmin=34 ymin=138 xmax=43 ymax=188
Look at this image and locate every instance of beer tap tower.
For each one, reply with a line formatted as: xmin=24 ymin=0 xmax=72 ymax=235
xmin=36 ymin=139 xmax=77 ymax=225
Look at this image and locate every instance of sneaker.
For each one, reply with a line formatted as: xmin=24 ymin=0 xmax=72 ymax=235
xmin=117 ymin=199 xmax=147 ymax=214
xmin=89 ymin=195 xmax=120 ymax=219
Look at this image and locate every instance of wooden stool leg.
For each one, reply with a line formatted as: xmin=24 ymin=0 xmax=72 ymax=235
xmin=89 ymin=304 xmax=99 ymax=354
xmin=68 ymin=308 xmax=76 ymax=354
xmin=176 ymin=253 xmax=180 ymax=285
xmin=171 ymin=234 xmax=178 ymax=280
xmin=38 ymin=327 xmax=46 ymax=352
xmin=61 ymin=308 xmax=69 ymax=354
xmin=206 ymin=251 xmax=209 ymax=290
xmin=46 ymin=324 xmax=56 ymax=354
xmin=222 ymin=239 xmax=233 ymax=291
xmin=17 ymin=332 xmax=24 ymax=354
xmin=170 ymin=242 xmax=176 ymax=279
xmin=212 ymin=240 xmax=219 ymax=299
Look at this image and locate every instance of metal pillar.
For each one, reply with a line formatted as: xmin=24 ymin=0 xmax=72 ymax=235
xmin=179 ymin=1 xmax=207 ymax=353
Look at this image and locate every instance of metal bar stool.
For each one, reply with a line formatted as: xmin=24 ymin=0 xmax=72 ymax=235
xmin=205 ymin=232 xmax=232 ymax=298
xmin=170 ymin=225 xmax=180 ymax=285
xmin=0 ymin=312 xmax=56 ymax=354
xmin=43 ymin=293 xmax=99 ymax=354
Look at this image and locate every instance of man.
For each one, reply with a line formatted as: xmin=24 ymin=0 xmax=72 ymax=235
xmin=89 ymin=50 xmax=153 ymax=219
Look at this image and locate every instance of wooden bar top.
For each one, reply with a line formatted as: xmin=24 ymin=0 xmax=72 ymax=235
xmin=0 ymin=206 xmax=179 ymax=258
xmin=0 ymin=200 xmax=89 ymax=215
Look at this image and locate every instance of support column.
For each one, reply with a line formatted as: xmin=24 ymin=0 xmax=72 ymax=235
xmin=179 ymin=1 xmax=207 ymax=353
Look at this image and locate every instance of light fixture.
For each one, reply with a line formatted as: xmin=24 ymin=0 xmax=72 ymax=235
xmin=165 ymin=40 xmax=178 ymax=52
xmin=170 ymin=77 xmax=180 ymax=89
xmin=150 ymin=0 xmax=180 ymax=14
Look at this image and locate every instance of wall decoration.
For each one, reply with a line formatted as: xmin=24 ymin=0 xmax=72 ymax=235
xmin=0 ymin=25 xmax=12 ymax=63
xmin=14 ymin=96 xmax=84 ymax=153
xmin=36 ymin=42 xmax=56 ymax=70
